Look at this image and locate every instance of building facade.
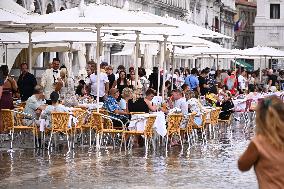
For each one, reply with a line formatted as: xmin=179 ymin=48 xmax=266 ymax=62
xmin=254 ymin=0 xmax=284 ymax=69
xmin=234 ymin=0 xmax=256 ymax=50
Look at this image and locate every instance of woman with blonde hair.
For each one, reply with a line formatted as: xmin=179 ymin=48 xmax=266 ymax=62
xmin=238 ymin=96 xmax=284 ymax=188
xmin=119 ymin=87 xmax=133 ymax=112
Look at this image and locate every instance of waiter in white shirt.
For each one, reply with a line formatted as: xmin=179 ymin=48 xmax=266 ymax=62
xmin=89 ymin=62 xmax=109 ymax=102
xmin=41 ymin=58 xmax=61 ymax=100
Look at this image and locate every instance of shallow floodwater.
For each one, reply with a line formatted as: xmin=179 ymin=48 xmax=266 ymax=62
xmin=0 ymin=119 xmax=257 ymax=189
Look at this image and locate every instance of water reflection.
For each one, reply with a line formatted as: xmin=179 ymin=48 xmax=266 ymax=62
xmin=0 ymin=121 xmax=257 ymax=188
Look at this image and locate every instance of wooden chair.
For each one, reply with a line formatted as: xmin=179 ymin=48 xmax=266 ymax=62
xmin=206 ymin=108 xmax=221 ymax=137
xmin=1 ymin=109 xmax=37 ymax=151
xmin=192 ymin=112 xmax=208 ymax=142
xmin=165 ymin=113 xmax=184 ymax=150
xmin=180 ymin=112 xmax=197 ymax=148
xmin=48 ymin=112 xmax=71 ymax=150
xmin=72 ymin=108 xmax=87 ymax=148
xmin=121 ymin=115 xmax=157 ymax=151
xmin=218 ymin=114 xmax=233 ymax=127
xmin=91 ymin=112 xmax=124 ymax=149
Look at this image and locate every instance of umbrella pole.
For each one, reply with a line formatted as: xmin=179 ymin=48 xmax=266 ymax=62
xmin=28 ymin=30 xmax=33 ymax=73
xmin=5 ymin=44 xmax=7 ymax=66
xmin=259 ymin=57 xmax=262 ymax=83
xmin=96 ymin=25 xmax=102 ymax=112
xmin=157 ymin=42 xmax=162 ymax=97
xmin=162 ymin=35 xmax=168 ymax=101
xmin=216 ymin=54 xmax=219 ymax=70
xmin=171 ymin=45 xmax=175 ymax=91
xmin=265 ymin=56 xmax=267 ymax=69
xmin=135 ymin=31 xmax=140 ymax=89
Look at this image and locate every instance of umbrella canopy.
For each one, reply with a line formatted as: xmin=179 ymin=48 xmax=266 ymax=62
xmin=132 ymin=10 xmax=231 ymax=39
xmin=115 ymin=33 xmax=211 ymax=46
xmin=21 ymin=3 xmax=175 ymax=28
xmin=240 ymin=46 xmax=284 ymax=58
xmin=175 ymin=46 xmax=232 ymax=57
xmin=32 ymin=32 xmax=118 ymax=44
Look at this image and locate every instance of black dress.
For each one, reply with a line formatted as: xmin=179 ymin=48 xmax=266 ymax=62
xmin=217 ymin=100 xmax=234 ymax=120
xmin=128 ymin=98 xmax=150 ymax=113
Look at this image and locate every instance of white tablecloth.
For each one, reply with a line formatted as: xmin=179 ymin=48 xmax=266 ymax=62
xmin=77 ymin=102 xmax=104 ymax=110
xmin=233 ymin=92 xmax=284 ymax=112
xmin=128 ymin=112 xmax=167 ymax=137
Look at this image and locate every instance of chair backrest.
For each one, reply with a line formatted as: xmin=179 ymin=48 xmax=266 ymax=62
xmin=185 ymin=112 xmax=197 ymax=132
xmin=99 ymin=109 xmax=113 ymax=129
xmin=211 ymin=107 xmax=221 ymax=125
xmin=245 ymin=99 xmax=253 ymax=111
xmin=1 ymin=109 xmax=15 ymax=131
xmin=14 ymin=107 xmax=24 ymax=126
xmin=144 ymin=115 xmax=157 ymax=138
xmin=72 ymin=109 xmax=87 ymax=128
xmin=130 ymin=112 xmax=145 ymax=115
xmin=50 ymin=112 xmax=70 ymax=130
xmin=167 ymin=113 xmax=183 ymax=135
xmin=91 ymin=112 xmax=104 ymax=132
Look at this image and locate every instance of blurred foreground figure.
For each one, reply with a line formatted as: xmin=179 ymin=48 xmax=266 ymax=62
xmin=238 ymin=96 xmax=284 ymax=189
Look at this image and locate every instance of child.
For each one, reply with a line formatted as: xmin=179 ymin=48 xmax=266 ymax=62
xmin=238 ymin=96 xmax=284 ymax=188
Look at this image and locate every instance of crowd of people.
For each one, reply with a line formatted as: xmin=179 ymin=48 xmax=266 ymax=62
xmin=0 ymin=58 xmax=283 ymax=188
xmin=1 ymin=57 xmax=284 ymax=131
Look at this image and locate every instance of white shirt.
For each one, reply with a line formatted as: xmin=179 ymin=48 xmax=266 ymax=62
xmin=90 ymin=72 xmax=109 ymax=97
xmin=174 ymin=97 xmax=188 ymax=115
xmin=238 ymin=75 xmax=247 ymax=90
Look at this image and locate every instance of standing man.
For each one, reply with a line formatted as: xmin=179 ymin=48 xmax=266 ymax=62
xmin=17 ymin=63 xmax=37 ymax=101
xmin=185 ymin=68 xmax=200 ymax=95
xmin=238 ymin=70 xmax=247 ymax=94
xmin=41 ymin=58 xmax=61 ymax=99
xmin=90 ymin=62 xmax=109 ymax=102
xmin=267 ymin=69 xmax=277 ymax=92
xmin=106 ymin=66 xmax=115 ymax=89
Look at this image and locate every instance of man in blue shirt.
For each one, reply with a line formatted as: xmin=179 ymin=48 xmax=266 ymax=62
xmin=103 ymin=88 xmax=129 ymax=127
xmin=184 ymin=68 xmax=200 ymax=95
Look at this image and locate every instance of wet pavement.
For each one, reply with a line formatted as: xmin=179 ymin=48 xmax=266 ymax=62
xmin=0 ymin=119 xmax=257 ymax=189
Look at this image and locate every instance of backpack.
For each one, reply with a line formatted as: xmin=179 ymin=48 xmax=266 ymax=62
xmin=226 ymin=77 xmax=235 ymax=90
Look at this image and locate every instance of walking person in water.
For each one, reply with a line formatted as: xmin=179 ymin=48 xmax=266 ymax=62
xmin=238 ymin=96 xmax=284 ymax=188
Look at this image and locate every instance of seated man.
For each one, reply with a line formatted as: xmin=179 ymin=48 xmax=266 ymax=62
xmin=41 ymin=91 xmax=70 ymax=128
xmin=103 ymin=88 xmax=129 ymax=127
xmin=23 ymin=85 xmax=46 ymax=126
xmin=172 ymin=89 xmax=188 ymax=115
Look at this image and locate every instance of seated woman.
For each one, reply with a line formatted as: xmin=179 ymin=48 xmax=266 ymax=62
xmin=128 ymin=88 xmax=157 ymax=113
xmin=41 ymin=91 xmax=70 ymax=128
xmin=187 ymin=92 xmax=206 ymax=126
xmin=119 ymin=87 xmax=133 ymax=112
xmin=75 ymin=80 xmax=87 ymax=97
xmin=216 ymin=92 xmax=234 ymax=120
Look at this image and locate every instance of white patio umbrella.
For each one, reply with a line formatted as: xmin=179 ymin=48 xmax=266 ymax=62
xmin=19 ymin=1 xmax=175 ymax=111
xmin=132 ymin=10 xmax=231 ymax=39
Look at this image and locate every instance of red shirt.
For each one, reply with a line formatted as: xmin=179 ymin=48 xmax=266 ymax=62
xmin=224 ymin=75 xmax=238 ymax=95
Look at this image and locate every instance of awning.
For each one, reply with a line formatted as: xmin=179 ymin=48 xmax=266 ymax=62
xmin=236 ymin=60 xmax=253 ymax=70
